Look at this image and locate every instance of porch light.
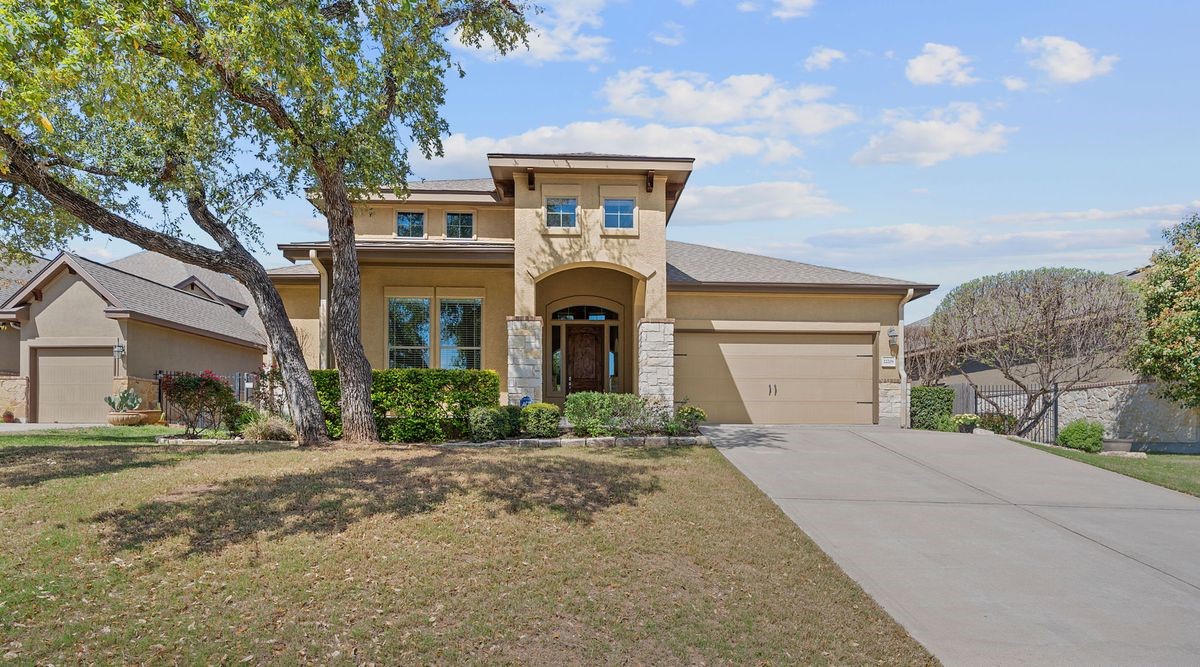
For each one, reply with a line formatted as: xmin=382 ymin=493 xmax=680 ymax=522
xmin=113 ymin=340 xmax=126 ymax=360
xmin=887 ymin=327 xmax=898 ymax=348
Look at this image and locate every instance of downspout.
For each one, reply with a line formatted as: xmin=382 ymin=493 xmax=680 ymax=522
xmin=310 ymin=249 xmax=331 ymax=370
xmin=897 ymin=288 xmax=915 ymax=428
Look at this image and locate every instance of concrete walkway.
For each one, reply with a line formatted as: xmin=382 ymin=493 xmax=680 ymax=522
xmin=709 ymin=425 xmax=1200 ymax=666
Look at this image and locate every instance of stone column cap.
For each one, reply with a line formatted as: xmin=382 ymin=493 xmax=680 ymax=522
xmin=507 ymin=315 xmax=544 ymax=322
xmin=638 ymin=318 xmax=676 ymax=325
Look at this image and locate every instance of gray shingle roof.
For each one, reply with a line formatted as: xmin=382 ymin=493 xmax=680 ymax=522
xmin=266 ymin=262 xmax=319 ymax=276
xmin=0 ymin=255 xmax=47 ymax=303
xmin=407 ymin=178 xmax=497 ymax=192
xmin=665 ymin=241 xmax=930 ymax=288
xmin=72 ymin=255 xmax=265 ymax=347
xmin=108 ymin=251 xmax=262 ymax=333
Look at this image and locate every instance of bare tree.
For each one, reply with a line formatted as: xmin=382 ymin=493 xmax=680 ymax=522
xmin=905 ymin=322 xmax=956 ymax=385
xmin=930 ymin=268 xmax=1143 ymax=436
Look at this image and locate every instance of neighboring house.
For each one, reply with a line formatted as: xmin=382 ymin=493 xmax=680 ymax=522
xmin=0 ymin=255 xmax=49 ymax=375
xmin=0 ymin=253 xmax=265 ymax=423
xmin=268 ymin=152 xmax=936 ymax=425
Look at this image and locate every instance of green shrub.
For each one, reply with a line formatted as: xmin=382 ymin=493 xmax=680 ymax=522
xmin=241 ymin=414 xmax=296 ymax=441
xmin=163 ymin=370 xmax=237 ymax=438
xmin=500 ymin=405 xmax=523 ymax=438
xmin=1056 ymin=419 xmax=1104 ymax=453
xmin=469 ymin=406 xmax=511 ymax=443
xmin=933 ymin=414 xmax=957 ymax=432
xmin=521 ymin=403 xmax=561 ymax=438
xmin=978 ymin=412 xmax=1017 ymax=434
xmin=311 ymin=369 xmax=500 ymax=443
xmin=564 ymin=392 xmax=670 ymax=437
xmin=666 ymin=404 xmax=707 ymax=436
xmin=911 ymin=385 xmax=955 ymax=430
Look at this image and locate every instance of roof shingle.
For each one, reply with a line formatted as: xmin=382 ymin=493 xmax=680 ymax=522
xmin=665 ymin=241 xmax=930 ymax=288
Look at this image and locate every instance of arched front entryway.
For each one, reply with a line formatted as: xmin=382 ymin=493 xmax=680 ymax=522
xmin=536 ymin=267 xmax=636 ymax=403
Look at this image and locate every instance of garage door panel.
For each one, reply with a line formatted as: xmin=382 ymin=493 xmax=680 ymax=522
xmin=37 ymin=348 xmax=113 ymax=423
xmin=674 ymin=332 xmax=876 ymax=425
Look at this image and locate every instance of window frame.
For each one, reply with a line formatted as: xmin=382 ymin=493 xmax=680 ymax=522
xmin=544 ymin=197 xmax=578 ymax=229
xmin=437 ymin=296 xmax=483 ymax=370
xmin=603 ymin=198 xmax=636 ymax=229
xmin=395 ymin=210 xmax=427 ymax=239
xmin=445 ymin=211 xmax=475 ymax=240
xmin=385 ymin=295 xmax=432 ymax=369
xmin=383 ymin=287 xmax=485 ymax=371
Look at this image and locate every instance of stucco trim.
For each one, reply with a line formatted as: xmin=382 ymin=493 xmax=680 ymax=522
xmin=667 ymin=281 xmax=937 ymax=297
xmin=534 ymin=261 xmax=652 ymax=285
xmin=3 ymin=253 xmax=124 ymax=311
xmin=103 ymin=310 xmax=267 ymax=351
xmin=675 ymin=319 xmax=882 ymax=334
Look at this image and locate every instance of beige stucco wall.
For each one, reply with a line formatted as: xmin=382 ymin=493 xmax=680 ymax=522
xmin=124 ymin=321 xmax=263 ymax=378
xmin=18 ymin=271 xmax=124 ymax=377
xmin=277 ymin=284 xmax=321 ymax=368
xmin=358 ymin=265 xmax=515 ymax=388
xmin=0 ymin=327 xmax=19 ymax=374
xmin=513 ymin=173 xmax=668 ymax=319
xmin=536 ymin=267 xmax=636 ymax=399
xmin=352 ymin=204 xmax=514 ymax=242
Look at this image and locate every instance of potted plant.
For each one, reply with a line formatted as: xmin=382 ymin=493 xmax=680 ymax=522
xmin=950 ymin=413 xmax=981 ymax=434
xmin=104 ymin=389 xmax=144 ymax=426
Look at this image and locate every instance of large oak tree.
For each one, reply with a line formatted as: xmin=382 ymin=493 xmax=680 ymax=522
xmin=0 ymin=0 xmax=531 ymax=443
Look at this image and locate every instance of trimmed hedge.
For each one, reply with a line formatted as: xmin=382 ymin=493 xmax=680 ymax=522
xmin=978 ymin=412 xmax=1017 ymax=434
xmin=521 ymin=403 xmax=561 ymax=438
xmin=1056 ymin=419 xmax=1104 ymax=453
xmin=312 ymin=369 xmax=500 ymax=442
xmin=911 ymin=385 xmax=955 ymax=431
xmin=468 ymin=406 xmax=511 ymax=442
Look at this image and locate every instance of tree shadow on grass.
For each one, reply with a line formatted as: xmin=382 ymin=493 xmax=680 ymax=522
xmin=0 ymin=442 xmax=295 ymax=488
xmin=92 ymin=451 xmax=660 ymax=558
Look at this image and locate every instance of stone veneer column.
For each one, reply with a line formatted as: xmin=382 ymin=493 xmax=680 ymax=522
xmin=637 ymin=318 xmax=675 ymax=409
xmin=878 ymin=379 xmax=904 ymax=427
xmin=506 ymin=316 xmax=543 ymax=405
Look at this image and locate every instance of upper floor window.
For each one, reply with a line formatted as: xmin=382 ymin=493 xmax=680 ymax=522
xmin=446 ymin=212 xmax=474 ymax=239
xmin=603 ymin=198 xmax=635 ymax=229
xmin=396 ymin=211 xmax=424 ymax=238
xmin=545 ymin=198 xmax=577 ymax=228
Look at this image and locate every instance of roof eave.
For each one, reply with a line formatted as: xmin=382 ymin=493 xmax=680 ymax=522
xmin=667 ymin=281 xmax=938 ymax=297
xmin=105 ymin=309 xmax=267 ymax=350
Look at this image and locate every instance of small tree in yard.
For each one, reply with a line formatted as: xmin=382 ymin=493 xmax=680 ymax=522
xmin=905 ymin=323 xmax=956 ymax=385
xmin=163 ymin=371 xmax=236 ymax=439
xmin=930 ymin=268 xmax=1143 ymax=437
xmin=0 ymin=0 xmax=532 ymax=444
xmin=1131 ymin=213 xmax=1200 ymax=408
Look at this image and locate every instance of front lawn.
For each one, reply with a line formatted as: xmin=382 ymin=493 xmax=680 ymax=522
xmin=1018 ymin=440 xmax=1200 ymax=498
xmin=0 ymin=425 xmax=175 ymax=447
xmin=0 ymin=439 xmax=932 ymax=664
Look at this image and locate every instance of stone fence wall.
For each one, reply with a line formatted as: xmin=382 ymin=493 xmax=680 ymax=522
xmin=1057 ymin=380 xmax=1200 ymax=446
xmin=0 ymin=377 xmax=27 ymax=421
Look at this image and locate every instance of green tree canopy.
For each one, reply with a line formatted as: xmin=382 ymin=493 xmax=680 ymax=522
xmin=1131 ymin=213 xmax=1200 ymax=408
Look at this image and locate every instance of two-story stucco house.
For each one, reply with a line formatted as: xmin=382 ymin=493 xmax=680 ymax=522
xmin=269 ymin=153 xmax=936 ymax=426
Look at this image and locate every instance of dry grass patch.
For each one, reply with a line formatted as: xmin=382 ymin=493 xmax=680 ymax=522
xmin=0 ymin=441 xmax=932 ymax=664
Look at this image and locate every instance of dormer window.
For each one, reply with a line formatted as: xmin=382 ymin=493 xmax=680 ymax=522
xmin=603 ymin=198 xmax=635 ymax=229
xmin=545 ymin=198 xmax=577 ymax=228
xmin=396 ymin=211 xmax=425 ymax=238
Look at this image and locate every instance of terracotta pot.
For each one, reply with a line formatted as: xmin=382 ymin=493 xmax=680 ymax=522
xmin=107 ymin=412 xmax=143 ymax=426
xmin=134 ymin=409 xmax=163 ymax=425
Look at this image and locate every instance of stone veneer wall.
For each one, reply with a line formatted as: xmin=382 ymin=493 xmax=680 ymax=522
xmin=0 ymin=376 xmax=27 ymax=421
xmin=1057 ymin=381 xmax=1200 ymax=445
xmin=878 ymin=379 xmax=904 ymax=427
xmin=114 ymin=376 xmax=161 ymax=409
xmin=506 ymin=316 xmax=542 ymax=405
xmin=637 ymin=319 xmax=674 ymax=409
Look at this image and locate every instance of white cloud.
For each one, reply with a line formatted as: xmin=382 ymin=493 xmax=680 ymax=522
xmin=736 ymin=2 xmax=758 ymax=11
xmin=905 ymin=43 xmax=979 ymax=86
xmin=468 ymin=0 xmax=610 ymax=63
xmin=982 ymin=201 xmax=1200 ymax=225
xmin=414 ymin=120 xmax=800 ymax=177
xmin=852 ymin=103 xmax=1012 ymax=167
xmin=651 ymin=21 xmax=685 ymax=47
xmin=673 ymin=181 xmax=847 ymax=224
xmin=804 ymin=46 xmax=847 ymax=71
xmin=1019 ymin=36 xmax=1117 ymax=83
xmin=603 ymin=67 xmax=856 ymax=136
xmin=772 ymin=0 xmax=817 ymax=19
xmin=1002 ymin=76 xmax=1028 ymax=91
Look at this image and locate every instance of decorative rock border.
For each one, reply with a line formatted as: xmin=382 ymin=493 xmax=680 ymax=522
xmin=441 ymin=435 xmax=712 ymax=449
xmin=155 ymin=436 xmax=297 ymax=445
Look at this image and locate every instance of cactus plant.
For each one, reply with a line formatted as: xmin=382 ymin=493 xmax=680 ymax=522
xmin=104 ymin=388 xmax=142 ymax=412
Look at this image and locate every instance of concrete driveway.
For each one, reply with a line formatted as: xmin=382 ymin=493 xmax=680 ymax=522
xmin=709 ymin=425 xmax=1200 ymax=666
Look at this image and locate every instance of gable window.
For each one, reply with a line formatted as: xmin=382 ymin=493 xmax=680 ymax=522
xmin=545 ymin=198 xmax=577 ymax=228
xmin=603 ymin=198 xmax=635 ymax=229
xmin=439 ymin=298 xmax=482 ymax=369
xmin=387 ymin=297 xmax=430 ymax=368
xmin=396 ymin=211 xmax=425 ymax=238
xmin=446 ymin=212 xmax=474 ymax=239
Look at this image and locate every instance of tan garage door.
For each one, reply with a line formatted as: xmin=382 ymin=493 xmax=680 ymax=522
xmin=36 ymin=348 xmax=114 ymax=423
xmin=674 ymin=332 xmax=875 ymax=424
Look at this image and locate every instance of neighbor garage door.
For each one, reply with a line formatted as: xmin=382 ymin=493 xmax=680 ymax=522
xmin=674 ymin=332 xmax=875 ymax=424
xmin=36 ymin=348 xmax=114 ymax=423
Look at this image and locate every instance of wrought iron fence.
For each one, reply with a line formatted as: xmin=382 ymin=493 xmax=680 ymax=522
xmin=951 ymin=383 xmax=1060 ymax=444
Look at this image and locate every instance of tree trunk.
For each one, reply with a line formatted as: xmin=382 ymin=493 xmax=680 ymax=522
xmin=315 ymin=167 xmax=379 ymax=443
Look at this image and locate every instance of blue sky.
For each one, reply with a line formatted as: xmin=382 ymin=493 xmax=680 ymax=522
xmin=73 ymin=0 xmax=1200 ymax=319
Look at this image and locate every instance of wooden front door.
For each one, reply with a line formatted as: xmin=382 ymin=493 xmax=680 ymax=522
xmin=566 ymin=325 xmax=605 ymax=393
